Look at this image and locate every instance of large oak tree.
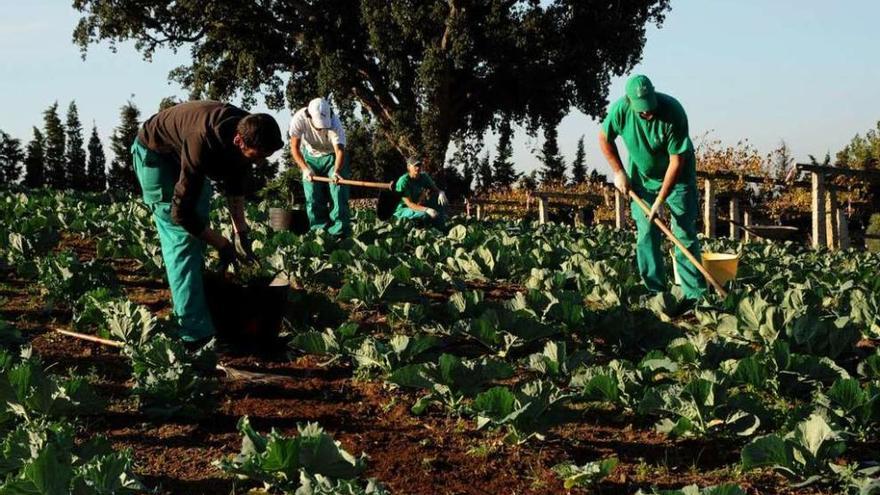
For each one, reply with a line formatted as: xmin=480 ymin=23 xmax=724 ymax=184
xmin=73 ymin=0 xmax=670 ymax=171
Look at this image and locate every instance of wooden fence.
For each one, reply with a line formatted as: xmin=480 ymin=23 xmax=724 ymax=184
xmin=465 ymin=164 xmax=877 ymax=250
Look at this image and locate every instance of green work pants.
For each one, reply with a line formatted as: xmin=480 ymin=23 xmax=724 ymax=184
xmin=131 ymin=139 xmax=215 ymax=342
xmin=631 ymin=178 xmax=707 ymax=300
xmin=302 ymin=148 xmax=351 ymax=237
xmin=393 ymin=197 xmax=446 ymax=228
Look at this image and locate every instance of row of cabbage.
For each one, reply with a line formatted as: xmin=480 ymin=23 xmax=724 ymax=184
xmin=2 ymin=189 xmax=879 ymax=493
xmin=0 ymin=190 xmax=386 ymax=495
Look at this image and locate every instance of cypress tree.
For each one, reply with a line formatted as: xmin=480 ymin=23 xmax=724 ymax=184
xmin=0 ymin=130 xmax=24 ymax=184
xmin=86 ymin=125 xmax=107 ymax=191
xmin=492 ymin=119 xmax=519 ymax=189
xmin=43 ymin=102 xmax=67 ymax=188
xmin=538 ymin=123 xmax=565 ymax=185
xmin=476 ymin=152 xmax=493 ymax=193
xmin=65 ymin=101 xmax=88 ymax=190
xmin=107 ymin=101 xmax=141 ymax=194
xmin=24 ymin=127 xmax=45 ymax=188
xmin=571 ymin=135 xmax=587 ymax=185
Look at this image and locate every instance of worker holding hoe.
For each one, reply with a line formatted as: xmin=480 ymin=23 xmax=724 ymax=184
xmin=393 ymin=157 xmax=449 ymax=228
xmin=132 ymin=100 xmax=284 ymax=346
xmin=598 ymin=75 xmax=707 ymax=300
xmin=289 ymin=97 xmax=351 ymax=237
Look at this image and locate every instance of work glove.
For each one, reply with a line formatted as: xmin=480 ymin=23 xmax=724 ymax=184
xmin=302 ymin=168 xmax=314 ymax=182
xmin=613 ymin=170 xmax=630 ymax=194
xmin=425 ymin=207 xmax=439 ymax=219
xmin=437 ymin=191 xmax=448 ymax=206
xmin=218 ymin=240 xmax=238 ymax=271
xmin=647 ymin=198 xmax=664 ymax=224
xmin=233 ymin=231 xmax=257 ymax=264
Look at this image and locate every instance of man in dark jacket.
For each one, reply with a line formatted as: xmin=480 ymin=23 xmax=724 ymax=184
xmin=131 ymin=100 xmax=283 ymax=344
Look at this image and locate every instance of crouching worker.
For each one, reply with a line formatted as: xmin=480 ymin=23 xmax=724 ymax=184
xmin=131 ymin=100 xmax=284 ymax=346
xmin=393 ymin=157 xmax=448 ymax=228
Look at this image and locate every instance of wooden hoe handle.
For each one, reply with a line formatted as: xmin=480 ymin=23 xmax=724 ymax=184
xmin=55 ymin=328 xmax=124 ymax=348
xmin=312 ymin=176 xmax=394 ymax=190
xmin=628 ymin=190 xmax=728 ymax=298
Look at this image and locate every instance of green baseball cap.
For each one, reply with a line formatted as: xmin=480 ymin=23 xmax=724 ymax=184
xmin=625 ymin=74 xmax=657 ymax=113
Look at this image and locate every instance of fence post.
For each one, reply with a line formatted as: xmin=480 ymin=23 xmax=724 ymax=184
xmin=703 ymin=178 xmax=716 ymax=238
xmin=475 ymin=204 xmax=482 ymax=221
xmin=811 ymin=171 xmax=826 ymax=248
xmin=826 ymin=194 xmax=838 ymax=250
xmin=538 ymin=196 xmax=548 ymax=225
xmin=614 ymin=190 xmax=626 ymax=230
xmin=838 ymin=209 xmax=850 ymax=249
xmin=729 ymin=196 xmax=741 ymax=240
xmin=465 ymin=199 xmax=472 ymax=219
xmin=742 ymin=210 xmax=752 ymax=243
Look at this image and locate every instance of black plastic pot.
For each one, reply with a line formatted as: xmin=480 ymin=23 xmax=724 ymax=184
xmin=203 ymin=272 xmax=289 ymax=350
xmin=269 ymin=207 xmax=310 ymax=234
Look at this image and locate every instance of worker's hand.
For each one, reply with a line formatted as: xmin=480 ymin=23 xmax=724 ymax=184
xmin=425 ymin=207 xmax=439 ymax=219
xmin=329 ymin=169 xmax=342 ymax=184
xmin=647 ymin=198 xmax=664 ymax=224
xmin=302 ymin=168 xmax=314 ymax=182
xmin=613 ymin=170 xmax=630 ymax=194
xmin=233 ymin=231 xmax=257 ymax=264
xmin=437 ymin=191 xmax=448 ymax=206
xmin=218 ymin=240 xmax=238 ymax=271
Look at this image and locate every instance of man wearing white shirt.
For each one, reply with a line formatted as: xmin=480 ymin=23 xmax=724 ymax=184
xmin=288 ymin=97 xmax=351 ymax=236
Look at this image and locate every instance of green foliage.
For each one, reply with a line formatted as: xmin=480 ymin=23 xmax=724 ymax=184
xmin=0 ymin=349 xmax=102 ymax=424
xmin=741 ymin=413 xmax=846 ymax=486
xmin=106 ymin=101 xmax=140 ymax=195
xmin=2 ymin=189 xmax=880 ymax=492
xmin=538 ymin=122 xmax=565 ymax=185
xmin=0 ymin=130 xmax=24 ymax=184
xmin=527 ymin=340 xmax=589 ymax=380
xmin=817 ymin=379 xmax=880 ymax=438
xmin=0 ymin=422 xmax=147 ymax=495
xmin=42 ymin=103 xmax=66 ymax=189
xmin=570 ymin=135 xmax=587 ymax=185
xmin=125 ymin=334 xmax=217 ymax=420
xmin=85 ymin=126 xmax=106 ymax=192
xmin=390 ymin=354 xmax=513 ymax=414
xmin=552 ymin=457 xmax=618 ymax=489
xmin=351 ymin=334 xmax=440 ymax=377
xmin=471 ymin=380 xmax=570 ymax=443
xmin=636 ymin=485 xmax=746 ymax=495
xmin=37 ymin=251 xmax=117 ymax=309
xmin=640 ymin=376 xmax=762 ymax=438
xmin=65 ymin=102 xmax=88 ymax=191
xmin=73 ymin=0 xmax=671 ymax=169
xmin=23 ymin=127 xmax=45 ymax=188
xmin=493 ymin=119 xmax=519 ymax=189
xmin=867 ymin=214 xmax=880 ymax=253
xmin=215 ymin=417 xmax=386 ymax=494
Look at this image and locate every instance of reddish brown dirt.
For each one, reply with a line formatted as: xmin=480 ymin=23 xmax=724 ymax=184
xmin=0 ymin=235 xmax=840 ymax=495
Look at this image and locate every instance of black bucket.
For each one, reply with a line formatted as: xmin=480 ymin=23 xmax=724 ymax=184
xmin=269 ymin=207 xmax=310 ymax=234
xmin=203 ymin=272 xmax=289 ymax=350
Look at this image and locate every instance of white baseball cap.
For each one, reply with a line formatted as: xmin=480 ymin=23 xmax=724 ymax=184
xmin=307 ymin=97 xmax=333 ymax=129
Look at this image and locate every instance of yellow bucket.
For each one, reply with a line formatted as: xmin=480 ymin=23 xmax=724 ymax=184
xmin=672 ymin=251 xmax=740 ymax=286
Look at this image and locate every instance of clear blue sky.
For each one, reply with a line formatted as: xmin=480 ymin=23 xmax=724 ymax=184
xmin=2 ymin=0 xmax=879 ymax=177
